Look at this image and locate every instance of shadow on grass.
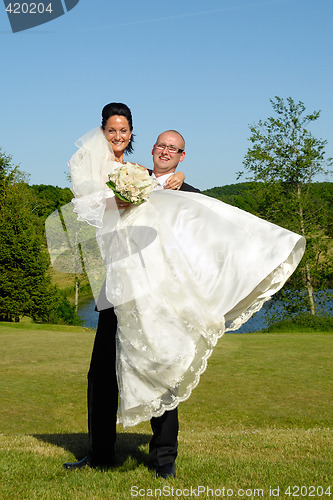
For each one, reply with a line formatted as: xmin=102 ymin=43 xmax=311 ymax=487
xmin=33 ymin=432 xmax=151 ymax=469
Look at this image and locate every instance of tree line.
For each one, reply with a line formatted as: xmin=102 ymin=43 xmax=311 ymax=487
xmin=0 ymin=154 xmax=81 ymax=324
xmin=0 ymin=96 xmax=332 ymax=325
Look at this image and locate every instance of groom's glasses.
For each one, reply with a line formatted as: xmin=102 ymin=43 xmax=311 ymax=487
xmin=155 ymin=143 xmax=184 ymax=154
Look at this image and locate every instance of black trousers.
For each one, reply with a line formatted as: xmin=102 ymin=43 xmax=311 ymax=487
xmin=87 ymin=307 xmax=178 ymax=467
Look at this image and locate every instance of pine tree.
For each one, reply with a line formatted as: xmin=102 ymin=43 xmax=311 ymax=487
xmin=0 ymin=150 xmax=80 ymax=323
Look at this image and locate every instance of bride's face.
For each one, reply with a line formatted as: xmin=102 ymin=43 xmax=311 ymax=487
xmin=103 ymin=115 xmax=132 ymax=156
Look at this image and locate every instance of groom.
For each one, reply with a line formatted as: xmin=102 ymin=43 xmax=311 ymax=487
xmin=63 ymin=130 xmax=200 ymax=478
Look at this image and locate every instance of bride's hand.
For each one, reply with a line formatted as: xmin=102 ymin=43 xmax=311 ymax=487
xmin=164 ymin=171 xmax=185 ymax=190
xmin=106 ymin=197 xmax=130 ymax=210
xmin=115 ymin=197 xmax=130 ymax=210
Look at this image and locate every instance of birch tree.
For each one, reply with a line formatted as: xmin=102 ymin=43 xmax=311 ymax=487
xmin=241 ymin=97 xmax=332 ymax=316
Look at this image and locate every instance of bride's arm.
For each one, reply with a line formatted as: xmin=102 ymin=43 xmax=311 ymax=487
xmin=132 ymin=163 xmax=185 ymax=190
xmin=164 ymin=171 xmax=185 ymax=190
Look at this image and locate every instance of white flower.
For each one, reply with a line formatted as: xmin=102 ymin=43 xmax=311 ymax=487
xmin=107 ymin=162 xmax=153 ymax=204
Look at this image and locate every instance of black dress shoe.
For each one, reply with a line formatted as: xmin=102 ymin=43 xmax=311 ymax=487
xmin=63 ymin=454 xmax=116 ymax=470
xmin=155 ymin=462 xmax=176 ymax=479
xmin=63 ymin=456 xmax=92 ymax=470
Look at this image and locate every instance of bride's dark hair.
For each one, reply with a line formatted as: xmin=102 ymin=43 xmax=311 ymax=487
xmin=101 ymin=102 xmax=134 ymax=154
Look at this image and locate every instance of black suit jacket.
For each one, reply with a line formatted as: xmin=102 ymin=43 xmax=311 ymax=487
xmin=179 ymin=181 xmax=201 ymax=193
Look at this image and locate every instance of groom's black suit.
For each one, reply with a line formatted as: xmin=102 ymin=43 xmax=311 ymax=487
xmin=87 ymin=180 xmax=200 ymax=468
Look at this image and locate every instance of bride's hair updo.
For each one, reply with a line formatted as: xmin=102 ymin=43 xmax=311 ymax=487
xmin=101 ymin=102 xmax=134 ymax=154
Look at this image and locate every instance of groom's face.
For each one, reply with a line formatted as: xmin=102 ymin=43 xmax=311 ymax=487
xmin=152 ymin=131 xmax=185 ymax=175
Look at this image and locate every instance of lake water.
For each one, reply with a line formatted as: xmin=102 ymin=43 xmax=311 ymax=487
xmin=78 ymin=292 xmax=332 ymax=333
xmin=78 ymin=299 xmax=269 ymax=333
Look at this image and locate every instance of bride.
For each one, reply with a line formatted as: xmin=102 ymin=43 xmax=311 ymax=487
xmin=70 ymin=104 xmax=306 ymax=429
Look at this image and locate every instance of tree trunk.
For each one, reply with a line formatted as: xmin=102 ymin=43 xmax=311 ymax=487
xmin=297 ymin=184 xmax=316 ymax=316
xmin=303 ymin=264 xmax=316 ymax=316
xmin=74 ymin=276 xmax=79 ymax=314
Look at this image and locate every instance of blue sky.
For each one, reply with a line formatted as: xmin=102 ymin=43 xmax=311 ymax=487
xmin=1 ymin=0 xmax=332 ymax=190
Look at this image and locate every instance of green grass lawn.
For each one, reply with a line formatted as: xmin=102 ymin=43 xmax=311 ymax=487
xmin=0 ymin=323 xmax=332 ymax=499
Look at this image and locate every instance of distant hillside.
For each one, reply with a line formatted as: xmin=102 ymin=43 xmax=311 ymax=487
xmin=202 ymin=181 xmax=333 ymax=217
xmin=28 ymin=180 xmax=332 ymax=223
xmin=29 ymin=184 xmax=73 ymax=219
xmin=203 ymin=182 xmax=259 ymax=212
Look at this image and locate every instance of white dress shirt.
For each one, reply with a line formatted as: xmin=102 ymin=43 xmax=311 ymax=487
xmin=152 ymin=172 xmax=174 ymax=190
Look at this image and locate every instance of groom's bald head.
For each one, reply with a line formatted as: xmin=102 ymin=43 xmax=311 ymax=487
xmin=152 ymin=130 xmax=186 ymax=177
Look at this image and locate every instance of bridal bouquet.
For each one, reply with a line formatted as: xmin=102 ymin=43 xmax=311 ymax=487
xmin=106 ymin=162 xmax=154 ymax=205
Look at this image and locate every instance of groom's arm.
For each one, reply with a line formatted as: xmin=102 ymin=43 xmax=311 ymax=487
xmin=179 ymin=182 xmax=201 ymax=193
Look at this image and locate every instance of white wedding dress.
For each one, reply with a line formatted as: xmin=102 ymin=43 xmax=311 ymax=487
xmin=70 ymin=127 xmax=306 ymax=428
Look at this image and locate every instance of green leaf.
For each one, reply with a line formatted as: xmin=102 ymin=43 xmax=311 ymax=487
xmin=105 ymin=180 xmax=131 ymax=202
